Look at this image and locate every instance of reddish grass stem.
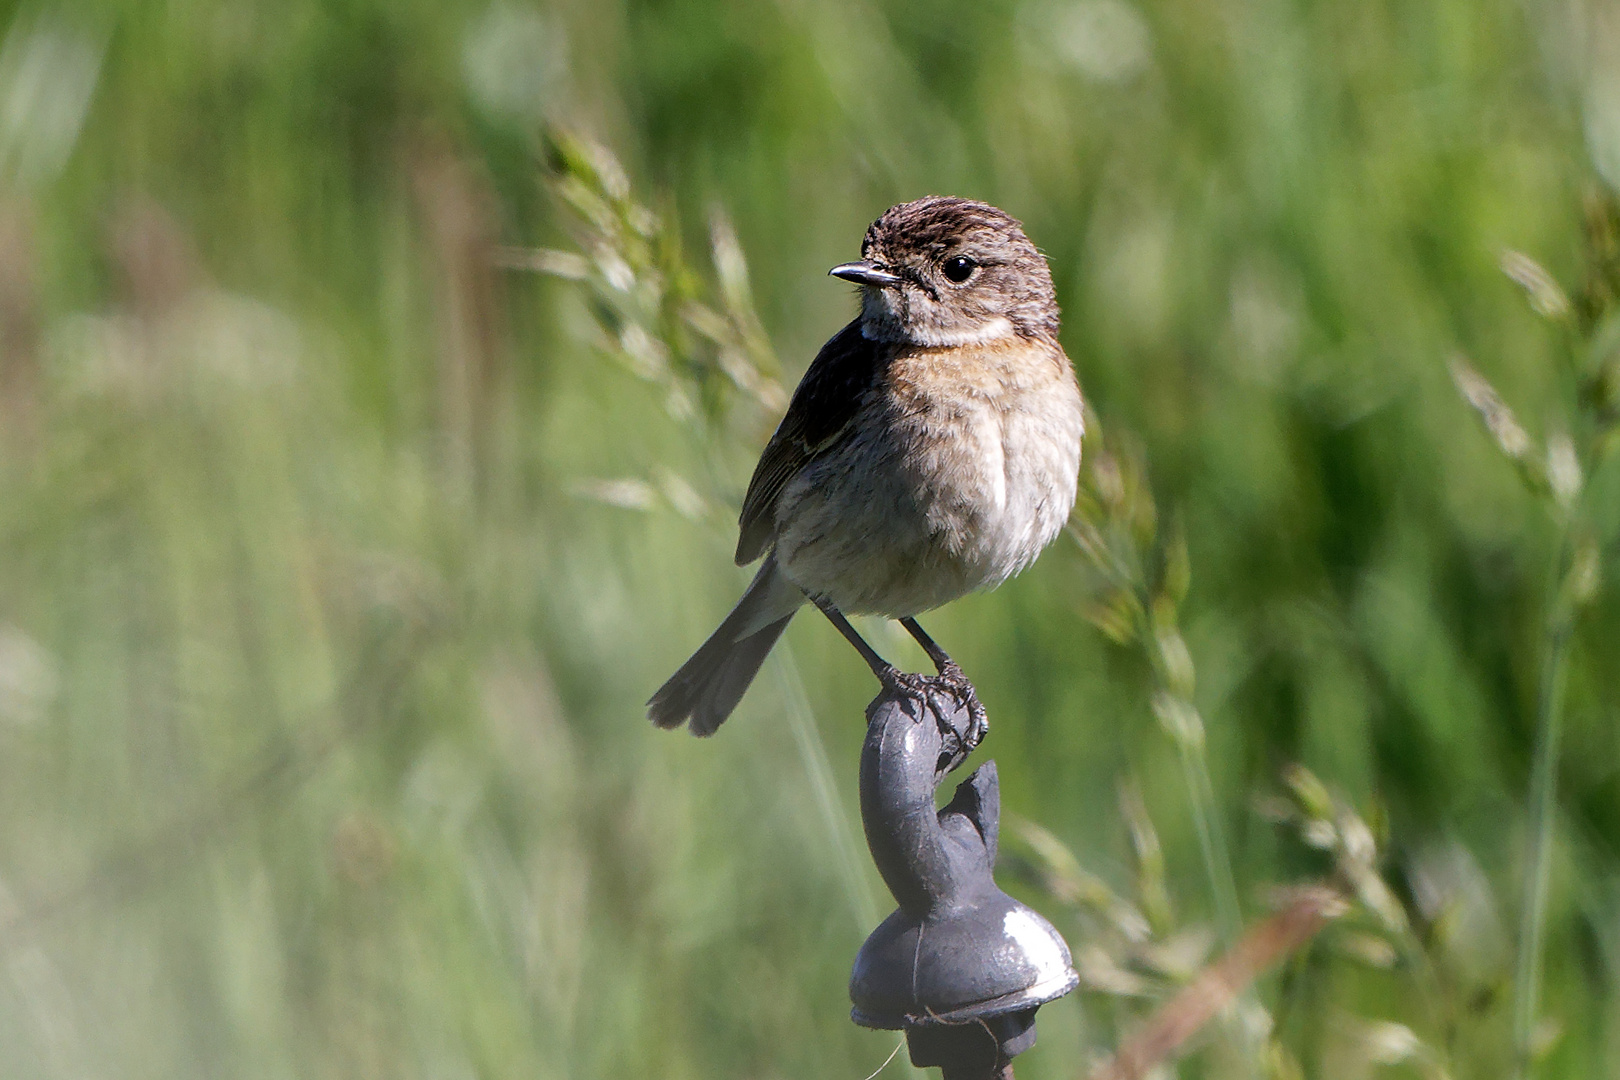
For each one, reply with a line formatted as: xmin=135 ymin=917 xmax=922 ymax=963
xmin=1088 ymin=887 xmax=1343 ymax=1080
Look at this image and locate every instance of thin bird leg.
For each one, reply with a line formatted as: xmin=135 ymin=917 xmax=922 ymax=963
xmin=813 ymin=601 xmax=989 ymax=750
xmin=899 ymin=617 xmax=956 ymax=675
xmin=901 ymin=616 xmax=988 ymax=749
xmin=810 ymin=595 xmax=894 ymax=678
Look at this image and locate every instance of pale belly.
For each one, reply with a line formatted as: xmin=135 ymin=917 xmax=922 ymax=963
xmin=771 ymin=373 xmax=1083 ymax=618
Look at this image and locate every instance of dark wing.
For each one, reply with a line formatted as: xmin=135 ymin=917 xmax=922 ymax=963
xmin=735 ymin=319 xmax=883 ymax=564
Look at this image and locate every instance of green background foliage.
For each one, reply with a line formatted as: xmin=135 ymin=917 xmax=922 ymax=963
xmin=0 ymin=0 xmax=1616 ymax=1076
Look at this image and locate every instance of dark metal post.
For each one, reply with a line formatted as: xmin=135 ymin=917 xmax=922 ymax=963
xmin=848 ymin=687 xmax=1078 ymax=1079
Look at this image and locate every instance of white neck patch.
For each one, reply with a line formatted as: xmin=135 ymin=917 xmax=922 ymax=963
xmin=861 ymin=315 xmax=1016 ymax=347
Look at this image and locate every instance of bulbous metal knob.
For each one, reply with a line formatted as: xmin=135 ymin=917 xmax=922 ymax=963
xmin=849 ymin=688 xmax=1078 ymax=1078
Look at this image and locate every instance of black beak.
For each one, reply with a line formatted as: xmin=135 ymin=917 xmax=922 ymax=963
xmin=829 ymin=261 xmax=903 ymax=288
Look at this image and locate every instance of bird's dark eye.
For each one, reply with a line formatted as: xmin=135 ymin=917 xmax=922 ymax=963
xmin=942 ymin=255 xmax=977 ymax=283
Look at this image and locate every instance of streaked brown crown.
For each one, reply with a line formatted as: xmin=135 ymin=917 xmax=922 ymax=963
xmin=855 ymin=196 xmax=1059 ymax=345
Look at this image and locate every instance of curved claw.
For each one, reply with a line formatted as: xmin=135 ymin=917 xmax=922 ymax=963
xmin=934 ymin=660 xmax=990 ymax=748
xmin=873 ymin=665 xmax=987 ymax=776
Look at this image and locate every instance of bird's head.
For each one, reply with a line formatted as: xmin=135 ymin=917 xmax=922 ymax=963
xmin=830 ymin=196 xmax=1059 ymax=347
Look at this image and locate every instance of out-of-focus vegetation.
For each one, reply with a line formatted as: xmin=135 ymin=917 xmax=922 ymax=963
xmin=0 ymin=0 xmax=1618 ymax=1078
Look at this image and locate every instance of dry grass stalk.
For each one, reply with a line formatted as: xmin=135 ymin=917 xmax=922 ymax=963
xmin=0 ymin=197 xmax=38 ymax=450
xmin=410 ymin=137 xmax=510 ymax=488
xmin=1089 ymin=887 xmax=1345 ymax=1080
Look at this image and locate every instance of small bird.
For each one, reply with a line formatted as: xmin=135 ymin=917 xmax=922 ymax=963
xmin=648 ymin=196 xmax=1084 ymax=736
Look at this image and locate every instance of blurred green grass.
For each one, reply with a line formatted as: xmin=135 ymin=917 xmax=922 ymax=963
xmin=0 ymin=0 xmax=1616 ymax=1077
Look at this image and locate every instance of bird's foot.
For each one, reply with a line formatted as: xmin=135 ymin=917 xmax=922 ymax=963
xmin=891 ymin=615 xmax=988 ymax=749
xmin=872 ymin=663 xmax=988 ymax=771
xmin=933 ymin=659 xmax=990 ymax=748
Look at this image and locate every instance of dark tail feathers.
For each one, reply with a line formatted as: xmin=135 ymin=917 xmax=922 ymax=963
xmin=648 ymin=559 xmax=800 ymax=735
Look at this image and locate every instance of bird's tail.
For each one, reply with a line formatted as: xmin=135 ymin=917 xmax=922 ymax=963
xmin=648 ymin=556 xmax=804 ymax=736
